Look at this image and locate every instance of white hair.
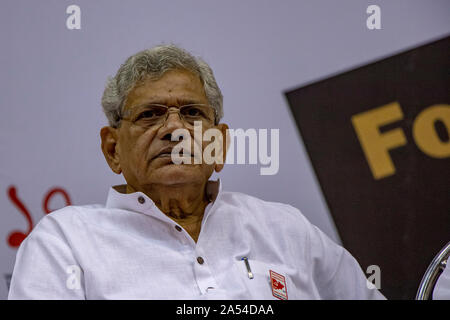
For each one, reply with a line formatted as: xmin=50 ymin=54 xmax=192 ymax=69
xmin=101 ymin=44 xmax=223 ymax=128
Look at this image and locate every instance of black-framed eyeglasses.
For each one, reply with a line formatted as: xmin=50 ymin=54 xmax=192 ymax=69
xmin=120 ymin=104 xmax=218 ymax=128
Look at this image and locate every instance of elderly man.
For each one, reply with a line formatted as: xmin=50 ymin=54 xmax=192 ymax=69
xmin=8 ymin=45 xmax=385 ymax=300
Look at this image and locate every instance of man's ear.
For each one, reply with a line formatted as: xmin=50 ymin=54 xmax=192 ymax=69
xmin=214 ymin=123 xmax=229 ymax=173
xmin=100 ymin=126 xmax=122 ymax=174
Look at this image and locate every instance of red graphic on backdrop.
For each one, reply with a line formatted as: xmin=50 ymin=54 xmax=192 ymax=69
xmin=7 ymin=187 xmax=33 ymax=248
xmin=6 ymin=185 xmax=72 ymax=248
xmin=42 ymin=188 xmax=72 ymax=214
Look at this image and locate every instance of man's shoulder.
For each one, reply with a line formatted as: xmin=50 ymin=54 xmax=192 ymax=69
xmin=221 ymin=190 xmax=301 ymax=211
xmin=26 ymin=204 xmax=105 ymax=240
xmin=219 ymin=191 xmax=311 ymax=225
xmin=44 ymin=204 xmax=105 ymax=222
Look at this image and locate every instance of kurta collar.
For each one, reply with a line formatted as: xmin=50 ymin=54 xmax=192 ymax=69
xmin=105 ymin=179 xmax=222 ymax=220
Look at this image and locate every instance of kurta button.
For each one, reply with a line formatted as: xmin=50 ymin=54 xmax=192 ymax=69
xmin=175 ymin=225 xmax=182 ymax=232
xmin=197 ymin=256 xmax=204 ymax=265
xmin=138 ymin=196 xmax=145 ymax=204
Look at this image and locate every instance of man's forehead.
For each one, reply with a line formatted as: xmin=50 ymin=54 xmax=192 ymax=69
xmin=124 ymin=70 xmax=207 ymax=110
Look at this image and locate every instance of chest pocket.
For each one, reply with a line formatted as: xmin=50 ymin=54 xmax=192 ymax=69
xmin=233 ymin=258 xmax=293 ymax=300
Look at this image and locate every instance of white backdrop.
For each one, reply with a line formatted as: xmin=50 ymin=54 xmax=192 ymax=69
xmin=1 ymin=0 xmax=449 ymax=299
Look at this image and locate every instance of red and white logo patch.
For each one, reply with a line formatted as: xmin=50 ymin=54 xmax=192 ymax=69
xmin=269 ymin=270 xmax=288 ymax=300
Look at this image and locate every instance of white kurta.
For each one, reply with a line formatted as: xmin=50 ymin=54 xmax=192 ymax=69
xmin=8 ymin=180 xmax=385 ymax=300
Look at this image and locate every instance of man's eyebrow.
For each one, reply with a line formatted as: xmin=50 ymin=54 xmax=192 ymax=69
xmin=136 ymin=98 xmax=205 ymax=107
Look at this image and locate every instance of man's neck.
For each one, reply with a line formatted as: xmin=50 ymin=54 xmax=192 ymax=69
xmin=126 ymin=182 xmax=210 ymax=242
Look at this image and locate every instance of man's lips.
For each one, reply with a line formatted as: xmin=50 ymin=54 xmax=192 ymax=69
xmin=153 ymin=147 xmax=173 ymax=159
xmin=153 ymin=147 xmax=193 ymax=160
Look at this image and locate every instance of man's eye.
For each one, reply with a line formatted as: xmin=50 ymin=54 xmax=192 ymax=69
xmin=137 ymin=108 xmax=165 ymax=120
xmin=182 ymin=107 xmax=204 ymax=117
xmin=139 ymin=111 xmax=156 ymax=119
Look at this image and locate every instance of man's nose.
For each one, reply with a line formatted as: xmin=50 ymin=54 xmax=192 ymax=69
xmin=158 ymin=110 xmax=186 ymax=141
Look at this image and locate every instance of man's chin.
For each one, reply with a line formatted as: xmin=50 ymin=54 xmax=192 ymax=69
xmin=149 ymin=162 xmax=206 ymax=185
